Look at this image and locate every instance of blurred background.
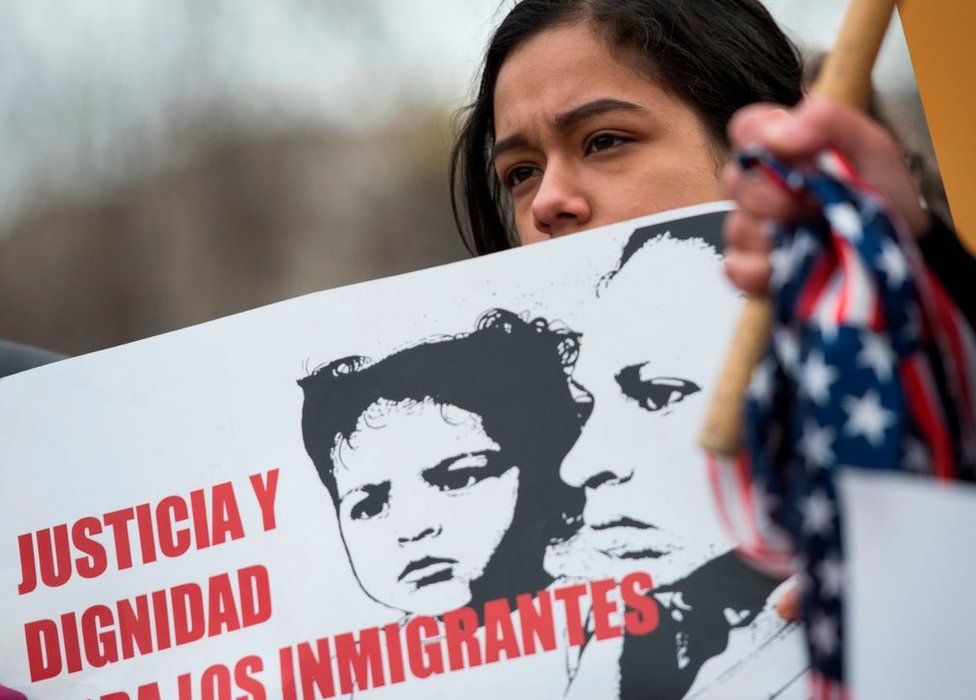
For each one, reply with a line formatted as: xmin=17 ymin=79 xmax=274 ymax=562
xmin=0 ymin=0 xmax=938 ymax=356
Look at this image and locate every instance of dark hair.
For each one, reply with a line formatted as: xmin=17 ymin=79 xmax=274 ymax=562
xmin=450 ymin=0 xmax=804 ymax=255
xmin=299 ymin=309 xmax=587 ymax=604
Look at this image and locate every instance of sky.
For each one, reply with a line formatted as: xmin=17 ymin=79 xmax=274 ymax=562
xmin=0 ymin=1 xmax=918 ymax=234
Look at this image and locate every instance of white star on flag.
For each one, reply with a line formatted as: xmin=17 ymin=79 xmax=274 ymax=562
xmin=770 ymin=245 xmax=796 ymax=291
xmin=802 ymin=488 xmax=834 ymax=534
xmin=800 ymin=419 xmax=835 ymax=467
xmin=843 ymin=389 xmax=897 ymax=446
xmin=827 ymin=202 xmax=862 ymax=242
xmin=817 ymin=555 xmax=845 ymax=598
xmin=774 ymin=328 xmax=800 ymax=372
xmin=857 ymin=333 xmax=895 ymax=381
xmin=810 ymin=612 xmax=839 ymax=657
xmin=748 ymin=358 xmax=775 ymax=407
xmin=801 ymin=350 xmax=838 ymax=405
xmin=790 ymin=230 xmax=818 ymax=267
xmin=876 ymin=238 xmax=909 ymax=288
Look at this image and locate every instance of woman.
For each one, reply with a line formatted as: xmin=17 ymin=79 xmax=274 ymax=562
xmin=450 ymin=0 xmax=935 ymax=280
xmin=450 ymin=0 xmax=803 ymax=254
xmin=299 ymin=308 xmax=586 ymax=617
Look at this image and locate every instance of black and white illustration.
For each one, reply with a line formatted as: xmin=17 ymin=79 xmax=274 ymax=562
xmin=1 ymin=203 xmax=807 ymax=699
xmin=298 ymin=308 xmax=586 ymax=619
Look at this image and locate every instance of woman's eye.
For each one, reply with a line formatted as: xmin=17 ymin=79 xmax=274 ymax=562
xmin=504 ymin=165 xmax=540 ymax=188
xmin=585 ymin=133 xmax=627 ymax=155
xmin=615 ymin=364 xmax=701 ymax=413
xmin=348 ymin=483 xmax=390 ymax=521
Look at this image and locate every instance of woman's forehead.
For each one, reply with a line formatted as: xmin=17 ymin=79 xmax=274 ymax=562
xmin=493 ymin=22 xmax=664 ymax=134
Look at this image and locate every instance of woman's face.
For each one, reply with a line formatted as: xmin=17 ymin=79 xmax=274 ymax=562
xmin=331 ymin=398 xmax=519 ymax=615
xmin=556 ymin=236 xmax=740 ymax=588
xmin=492 ymin=22 xmax=725 ymax=245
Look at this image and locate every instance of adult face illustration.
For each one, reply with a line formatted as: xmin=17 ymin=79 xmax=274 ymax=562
xmin=332 ymin=398 xmax=519 ymax=616
xmin=559 ymin=233 xmax=741 ymax=589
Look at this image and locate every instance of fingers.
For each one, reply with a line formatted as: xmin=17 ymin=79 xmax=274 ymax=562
xmin=724 ymin=105 xmax=797 ymax=297
xmin=723 ymin=209 xmax=772 ymax=295
xmin=721 ymin=161 xmax=811 ymax=222
xmin=728 ymin=97 xmax=927 ymax=238
xmin=764 ymin=96 xmax=892 ymax=162
xmin=774 ymin=582 xmax=803 ymax=621
xmin=728 ymin=104 xmax=792 ymax=152
xmin=730 ymin=97 xmax=888 ymax=162
xmin=723 ymin=95 xmax=929 ymax=306
xmin=723 ymin=250 xmax=771 ymax=297
xmin=724 ymin=209 xmax=771 ymax=253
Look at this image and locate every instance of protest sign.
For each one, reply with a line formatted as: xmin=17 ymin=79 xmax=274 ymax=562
xmin=0 ymin=202 xmax=808 ymax=699
xmin=841 ymin=470 xmax=976 ymax=700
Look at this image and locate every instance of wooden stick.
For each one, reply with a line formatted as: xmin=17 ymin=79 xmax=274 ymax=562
xmin=698 ymin=297 xmax=772 ymax=455
xmin=697 ymin=0 xmax=897 ymax=456
xmin=816 ymin=0 xmax=898 ymax=109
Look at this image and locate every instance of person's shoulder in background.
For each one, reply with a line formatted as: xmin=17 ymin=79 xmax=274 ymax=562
xmin=917 ymin=214 xmax=976 ymax=333
xmin=0 ymin=683 xmax=27 ymax=700
xmin=0 ymin=339 xmax=65 ymax=379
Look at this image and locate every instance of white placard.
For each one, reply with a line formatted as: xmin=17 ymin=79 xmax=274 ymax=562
xmin=840 ymin=469 xmax=976 ymax=700
xmin=0 ymin=202 xmax=808 ymax=699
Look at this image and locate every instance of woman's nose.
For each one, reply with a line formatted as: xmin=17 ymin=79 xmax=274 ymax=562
xmin=559 ymin=418 xmax=635 ymax=489
xmin=530 ymin=165 xmax=591 ymax=237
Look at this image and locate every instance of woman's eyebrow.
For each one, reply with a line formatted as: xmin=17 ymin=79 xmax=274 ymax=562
xmin=552 ymin=98 xmax=648 ymax=131
xmin=493 ymin=98 xmax=648 ymax=161
xmin=492 ymin=134 xmax=528 ymax=161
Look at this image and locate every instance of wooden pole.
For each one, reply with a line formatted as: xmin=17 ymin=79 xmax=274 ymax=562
xmin=698 ymin=0 xmax=898 ymax=456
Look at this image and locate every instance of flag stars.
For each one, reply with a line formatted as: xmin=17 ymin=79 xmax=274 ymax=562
xmin=800 ymin=419 xmax=836 ymax=467
xmin=748 ymin=358 xmax=775 ymax=407
xmin=802 ymin=488 xmax=835 ymax=534
xmin=775 ymin=329 xmax=800 ymax=372
xmin=843 ymin=390 xmax=897 ymax=446
xmin=817 ymin=556 xmax=845 ymax=599
xmin=827 ymin=203 xmax=862 ymax=242
xmin=770 ymin=245 xmax=797 ymax=290
xmin=789 ymin=231 xmax=818 ymax=269
xmin=801 ymin=350 xmax=838 ymax=405
xmin=876 ymin=239 xmax=909 ymax=289
xmin=815 ymin=304 xmax=840 ymax=343
xmin=810 ymin=612 xmax=839 ymax=658
xmin=857 ymin=334 xmax=895 ymax=381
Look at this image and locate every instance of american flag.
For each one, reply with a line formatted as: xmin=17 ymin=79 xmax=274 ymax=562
xmin=709 ymin=148 xmax=976 ymax=698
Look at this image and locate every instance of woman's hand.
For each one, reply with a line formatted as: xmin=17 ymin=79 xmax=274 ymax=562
xmin=721 ymin=95 xmax=928 ymax=296
xmin=774 ymin=582 xmax=803 ymax=621
xmin=721 ymin=97 xmax=931 ymax=622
